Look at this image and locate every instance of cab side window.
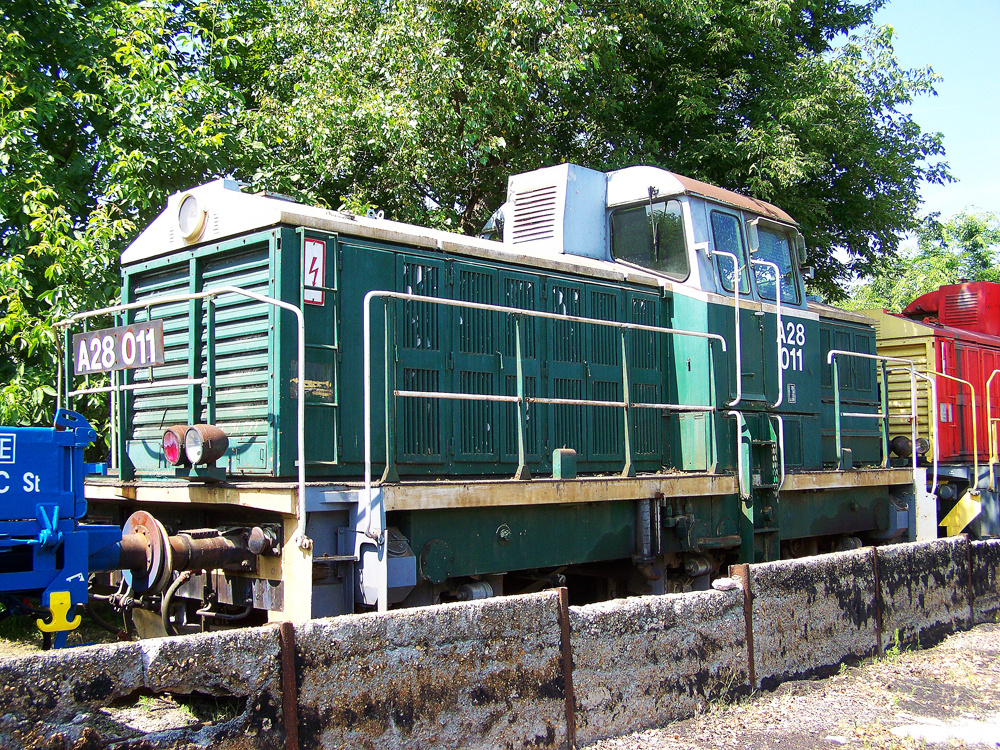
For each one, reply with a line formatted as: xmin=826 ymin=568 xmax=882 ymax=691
xmin=711 ymin=211 xmax=749 ymax=294
xmin=611 ymin=199 xmax=689 ymax=281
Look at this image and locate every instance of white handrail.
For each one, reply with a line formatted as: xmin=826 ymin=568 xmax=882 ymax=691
xmin=363 ymin=289 xmax=730 ymax=611
xmin=910 ymin=370 xmax=939 ymax=497
xmin=712 ymin=250 xmax=743 ymax=407
xmin=751 ymin=258 xmax=783 ymax=409
xmin=828 ymin=350 xmax=917 ymax=471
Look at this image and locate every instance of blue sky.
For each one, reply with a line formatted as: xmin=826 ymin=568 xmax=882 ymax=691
xmin=874 ymin=0 xmax=1000 ymax=220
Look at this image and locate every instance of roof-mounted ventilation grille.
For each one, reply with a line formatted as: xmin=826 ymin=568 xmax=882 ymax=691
xmin=503 ymin=163 xmax=608 ymax=260
xmin=511 ymin=185 xmax=558 ymax=244
xmin=943 ymin=290 xmax=978 ymax=330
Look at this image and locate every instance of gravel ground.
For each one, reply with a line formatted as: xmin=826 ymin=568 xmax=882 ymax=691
xmin=586 ymin=623 xmax=1000 ymax=750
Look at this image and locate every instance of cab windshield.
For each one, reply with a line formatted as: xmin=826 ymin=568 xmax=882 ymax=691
xmin=610 ymin=199 xmax=689 ymax=281
xmin=753 ymin=226 xmax=800 ymax=304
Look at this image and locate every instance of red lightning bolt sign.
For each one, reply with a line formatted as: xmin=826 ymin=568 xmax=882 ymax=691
xmin=303 ymin=239 xmax=326 ymax=305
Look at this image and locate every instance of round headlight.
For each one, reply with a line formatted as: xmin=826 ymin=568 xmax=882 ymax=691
xmin=184 ymin=424 xmax=229 ymax=465
xmin=162 ymin=426 xmax=189 ymax=466
xmin=177 ymin=193 xmax=207 ymax=242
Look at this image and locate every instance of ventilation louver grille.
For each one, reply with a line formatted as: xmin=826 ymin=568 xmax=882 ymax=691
xmin=943 ymin=290 xmax=979 ymax=330
xmin=511 ymin=185 xmax=558 ymax=244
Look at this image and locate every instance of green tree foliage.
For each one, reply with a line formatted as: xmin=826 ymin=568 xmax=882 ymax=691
xmin=0 ymin=0 xmax=244 ymax=428
xmin=1 ymin=0 xmax=951 ymax=428
xmin=245 ymin=0 xmax=630 ymax=229
xmin=847 ymin=211 xmax=1000 ymax=313
xmin=244 ymin=0 xmax=948 ymax=299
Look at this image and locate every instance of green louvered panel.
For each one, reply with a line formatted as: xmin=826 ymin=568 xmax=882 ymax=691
xmin=547 ymin=279 xmax=586 ymax=457
xmin=503 ymin=374 xmax=539 ymax=458
xmin=632 ymin=383 xmax=661 ymax=455
xmin=396 ymin=255 xmax=447 ymax=464
xmin=591 ymin=380 xmax=623 ymax=458
xmin=126 ymin=242 xmax=273 ymax=473
xmin=458 ymin=370 xmax=497 ymax=457
xmin=126 ymin=265 xmax=194 ymax=469
xmin=454 ymin=264 xmax=500 ymax=463
xmin=551 ymin=377 xmax=584 ymax=454
xmin=199 ymin=243 xmax=272 ymax=472
xmin=588 ymin=287 xmax=624 ymax=462
xmin=400 ymin=368 xmax=442 ymax=460
xmin=627 ymin=292 xmax=664 ymax=459
xmin=500 ymin=272 xmax=542 ymax=463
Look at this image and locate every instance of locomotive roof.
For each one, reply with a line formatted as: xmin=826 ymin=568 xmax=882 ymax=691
xmin=121 ymin=166 xmax=796 ymax=275
xmin=121 ymin=178 xmax=665 ymax=288
xmin=806 ymin=299 xmax=875 ymax=326
xmin=869 ymin=307 xmax=1000 ymax=347
xmin=604 ymin=165 xmax=796 ymax=225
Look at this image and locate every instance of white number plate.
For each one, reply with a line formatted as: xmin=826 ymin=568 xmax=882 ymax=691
xmin=780 ymin=321 xmax=807 ymax=372
xmin=73 ymin=321 xmax=165 ymax=374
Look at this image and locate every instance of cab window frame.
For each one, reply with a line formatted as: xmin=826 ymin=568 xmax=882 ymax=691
xmin=748 ymin=220 xmax=802 ymax=306
xmin=710 ymin=209 xmax=751 ymax=295
xmin=609 ymin=198 xmax=691 ymax=282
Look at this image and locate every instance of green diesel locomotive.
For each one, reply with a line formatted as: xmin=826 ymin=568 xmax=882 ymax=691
xmin=64 ymin=163 xmax=929 ymax=633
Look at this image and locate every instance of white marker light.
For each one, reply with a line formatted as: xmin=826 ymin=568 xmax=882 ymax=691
xmin=183 ymin=424 xmax=229 ymax=466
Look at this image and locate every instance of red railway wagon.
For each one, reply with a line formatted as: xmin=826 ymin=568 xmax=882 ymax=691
xmin=867 ymin=281 xmax=1000 ymax=537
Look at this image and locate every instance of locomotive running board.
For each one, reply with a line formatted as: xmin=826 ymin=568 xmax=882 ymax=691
xmin=84 ymin=467 xmax=915 ymax=513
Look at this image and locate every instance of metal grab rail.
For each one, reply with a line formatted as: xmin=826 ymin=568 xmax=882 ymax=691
xmin=827 ymin=350 xmax=918 ymax=470
xmin=750 ymin=258 xmax=783 ymax=409
xmin=987 ymin=370 xmax=1000 ymax=490
xmin=746 ymin=218 xmax=786 ymax=410
xmin=53 ymin=286 xmax=313 ymax=551
xmin=363 ymin=290 xmax=730 ymax=610
xmin=894 ymin=369 xmax=939 ymax=498
xmin=933 ymin=370 xmax=980 ymax=494
xmin=710 ymin=249 xmax=743 ymax=407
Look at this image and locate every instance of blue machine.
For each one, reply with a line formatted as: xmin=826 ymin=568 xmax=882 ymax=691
xmin=0 ymin=410 xmax=122 ymax=647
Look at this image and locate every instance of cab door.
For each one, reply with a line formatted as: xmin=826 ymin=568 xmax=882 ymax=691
xmin=709 ymin=209 xmax=766 ymax=403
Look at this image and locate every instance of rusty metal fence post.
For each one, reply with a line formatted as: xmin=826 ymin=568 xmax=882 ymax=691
xmin=556 ymin=587 xmax=577 ymax=748
xmin=729 ymin=563 xmax=756 ymax=688
xmin=279 ymin=621 xmax=300 ymax=750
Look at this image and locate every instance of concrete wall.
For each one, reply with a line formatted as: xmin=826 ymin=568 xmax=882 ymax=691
xmin=570 ymin=588 xmax=746 ymax=746
xmin=749 ymin=549 xmax=879 ymax=689
xmin=293 ymin=592 xmax=566 ymax=749
xmin=878 ymin=537 xmax=972 ymax=648
xmin=972 ymin=539 xmax=1000 ymax=622
xmin=0 ymin=627 xmax=284 ymax=749
xmin=1 ymin=537 xmax=998 ymax=749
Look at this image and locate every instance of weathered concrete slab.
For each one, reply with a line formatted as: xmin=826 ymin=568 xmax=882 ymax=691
xmin=877 ymin=537 xmax=971 ymax=648
xmin=971 ymin=539 xmax=1000 ymax=623
xmin=1 ymin=536 xmax=996 ymax=749
xmin=141 ymin=626 xmax=282 ymax=697
xmin=0 ymin=626 xmax=285 ymax=749
xmin=0 ymin=640 xmax=146 ymax=723
xmin=750 ymin=549 xmax=878 ymax=689
xmin=293 ymin=591 xmax=566 ymax=749
xmin=569 ymin=588 xmax=746 ymax=745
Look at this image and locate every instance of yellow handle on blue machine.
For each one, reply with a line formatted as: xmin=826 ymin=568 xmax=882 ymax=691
xmin=36 ymin=591 xmax=82 ymax=633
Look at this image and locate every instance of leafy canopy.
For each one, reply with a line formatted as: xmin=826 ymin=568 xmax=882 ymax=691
xmin=0 ymin=0 xmax=244 ymax=429
xmin=245 ymin=0 xmax=949 ymax=299
xmin=847 ymin=211 xmax=1000 ymax=313
xmin=1 ymin=0 xmax=951 ymax=429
